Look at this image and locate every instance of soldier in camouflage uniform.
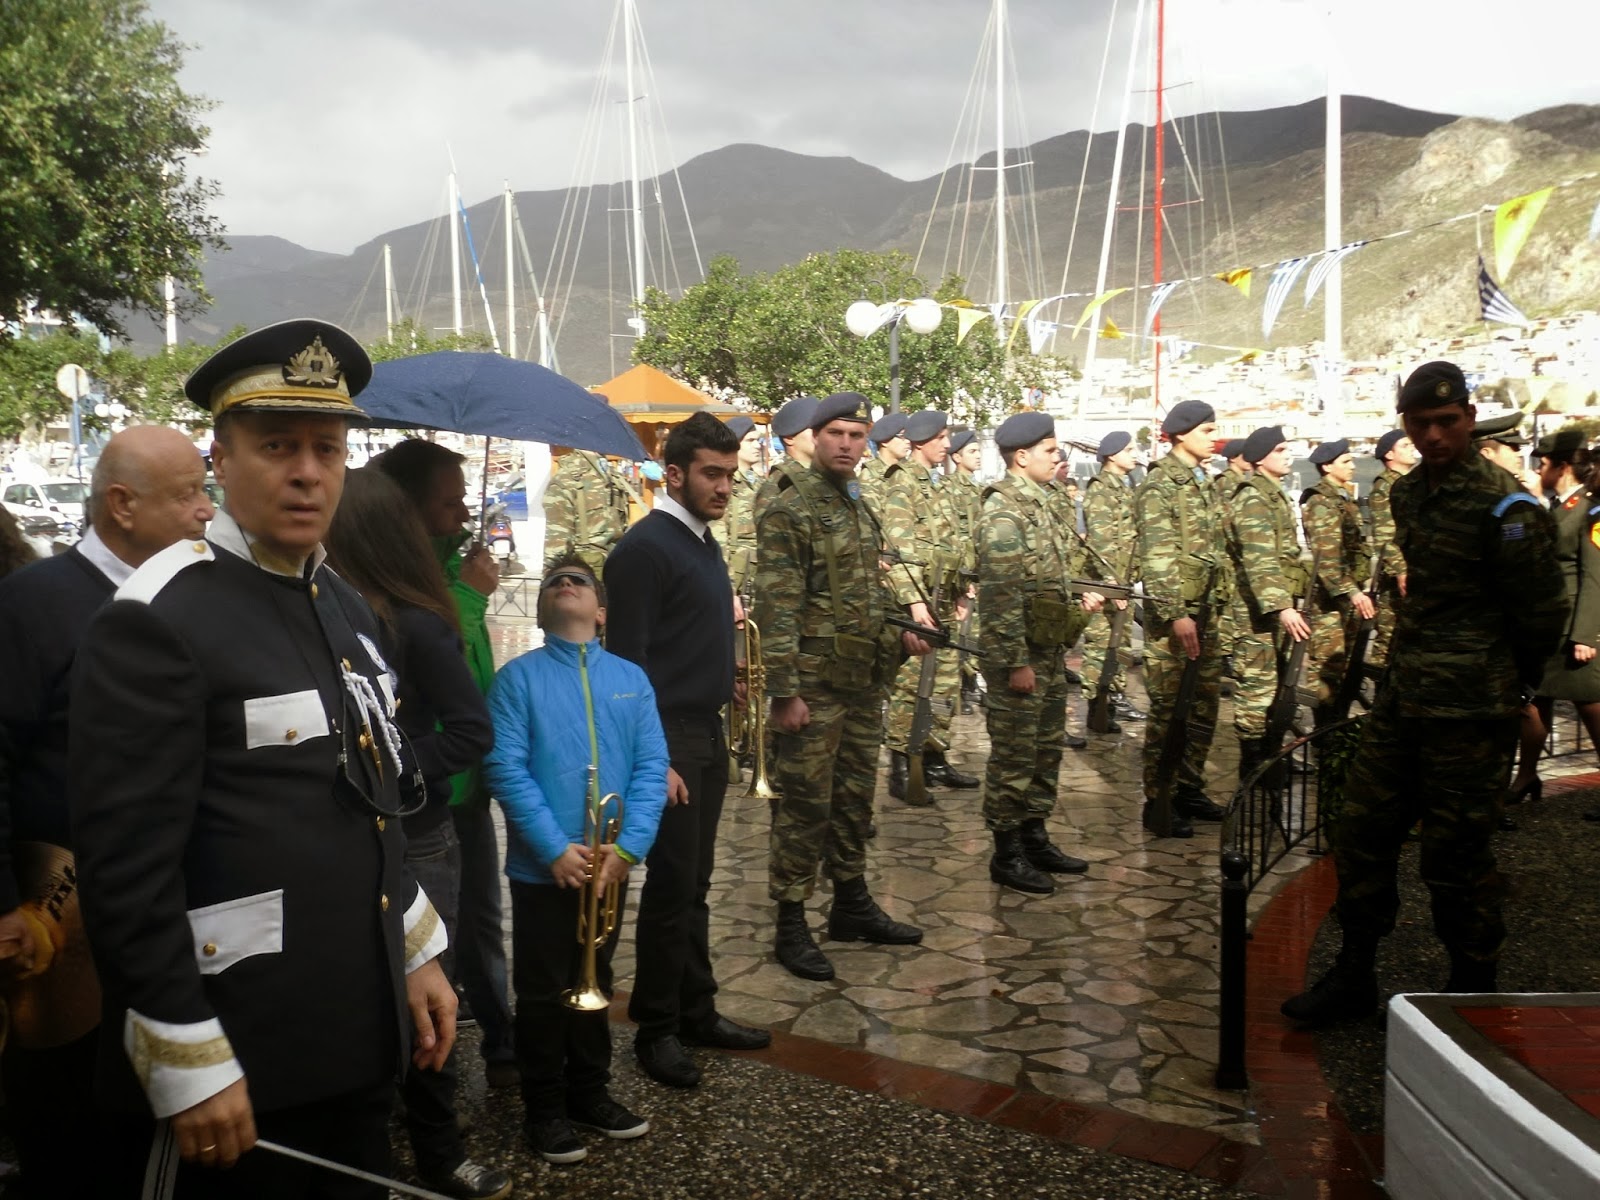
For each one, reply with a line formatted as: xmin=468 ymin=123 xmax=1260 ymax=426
xmin=542 ymin=448 xmax=632 ymax=575
xmin=1212 ymin=439 xmax=1251 ymax=657
xmin=882 ymin=410 xmax=979 ymax=799
xmin=1080 ymin=431 xmax=1144 ymax=731
xmin=717 ymin=415 xmax=766 ymax=596
xmin=1134 ymin=400 xmax=1231 ymax=838
xmin=942 ymin=427 xmax=984 ymax=706
xmin=1301 ymin=439 xmax=1376 ymax=711
xmin=1226 ymin=427 xmax=1311 ymax=778
xmin=1367 ymin=429 xmax=1416 ymax=671
xmin=751 ymin=395 xmax=820 ymax=527
xmin=859 ymin=413 xmax=909 ymax=509
xmin=978 ymin=412 xmax=1099 ymax=895
xmin=1282 ymin=362 xmax=1567 ymax=1026
xmin=755 ymin=392 xmax=929 ymax=981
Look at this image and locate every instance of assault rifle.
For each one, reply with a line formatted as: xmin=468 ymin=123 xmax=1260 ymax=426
xmin=1146 ymin=579 xmax=1215 ymax=838
xmin=1326 ymin=546 xmax=1382 ymax=722
xmin=883 ymin=614 xmax=985 ymax=657
xmin=1063 ymin=580 xmax=1173 ymax=735
xmin=902 ymin=560 xmax=945 ymax=808
xmin=1264 ymin=543 xmax=1319 ymax=755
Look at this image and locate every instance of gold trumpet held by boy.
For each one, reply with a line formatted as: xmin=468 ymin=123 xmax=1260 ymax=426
xmin=563 ymin=765 xmax=625 ymax=1012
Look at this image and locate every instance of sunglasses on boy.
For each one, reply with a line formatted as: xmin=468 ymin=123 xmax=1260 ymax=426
xmin=544 ymin=571 xmax=596 ymax=590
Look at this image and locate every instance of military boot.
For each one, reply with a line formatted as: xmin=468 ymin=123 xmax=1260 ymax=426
xmin=1019 ymin=818 xmax=1088 ymax=874
xmin=888 ymin=751 xmax=908 ymax=801
xmin=1174 ymin=784 xmax=1226 ymax=821
xmin=926 ymin=749 xmax=979 ymax=790
xmin=1280 ymin=943 xmax=1379 ymax=1026
xmin=1113 ymin=693 xmax=1147 ymax=721
xmin=827 ymin=877 xmax=922 ymax=944
xmin=989 ymin=829 xmax=1055 ymax=894
xmin=774 ymin=901 xmax=835 ymax=981
xmin=1142 ymin=800 xmax=1195 ymax=839
xmin=1443 ymin=953 xmax=1498 ymax=994
xmin=1236 ymin=736 xmax=1265 ymax=784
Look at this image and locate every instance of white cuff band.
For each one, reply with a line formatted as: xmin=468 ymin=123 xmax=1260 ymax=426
xmin=124 ymin=1010 xmax=245 ymax=1119
xmin=403 ymin=888 xmax=448 ymax=974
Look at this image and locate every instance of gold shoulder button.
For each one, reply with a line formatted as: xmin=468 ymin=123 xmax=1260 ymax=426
xmin=380 ymin=894 xmax=390 ymax=912
xmin=202 ymin=942 xmax=218 ymax=957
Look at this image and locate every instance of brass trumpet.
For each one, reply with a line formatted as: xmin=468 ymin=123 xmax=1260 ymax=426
xmin=563 ymin=765 xmax=625 ymax=1012
xmin=739 ymin=616 xmax=777 ymax=800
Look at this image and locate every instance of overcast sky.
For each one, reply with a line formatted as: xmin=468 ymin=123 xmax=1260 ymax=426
xmin=147 ymin=0 xmax=1598 ymax=254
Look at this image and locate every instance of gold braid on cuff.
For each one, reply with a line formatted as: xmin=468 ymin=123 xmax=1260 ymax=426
xmin=403 ymin=901 xmax=440 ymax=964
xmin=128 ymin=1022 xmax=235 ymax=1086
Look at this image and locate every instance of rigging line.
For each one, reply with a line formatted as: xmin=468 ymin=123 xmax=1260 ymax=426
xmin=1129 ymin=20 xmax=1153 ymax=370
xmin=1058 ymin=0 xmax=1121 ymax=299
xmin=953 ymin=51 xmax=989 ymax=283
xmin=341 ymin=246 xmax=384 ymax=332
xmin=917 ymin=14 xmax=989 ymax=279
xmin=512 ymin=206 xmax=559 ymax=371
xmin=1213 ymin=105 xmax=1239 ymax=259
xmin=1003 ymin=34 xmax=1047 ymax=301
xmin=404 ymin=180 xmax=448 ymax=332
xmin=636 ymin=28 xmax=705 ymax=283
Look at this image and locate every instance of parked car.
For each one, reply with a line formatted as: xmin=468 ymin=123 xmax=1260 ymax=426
xmin=3 ymin=479 xmax=88 ymax=531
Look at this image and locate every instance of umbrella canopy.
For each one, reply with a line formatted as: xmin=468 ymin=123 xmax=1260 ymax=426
xmin=359 ymin=352 xmax=647 ymax=460
xmin=590 ymin=364 xmax=736 ymax=424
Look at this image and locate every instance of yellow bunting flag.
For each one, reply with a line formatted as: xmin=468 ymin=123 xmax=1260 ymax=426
xmin=954 ymin=306 xmax=991 ymax=345
xmin=1494 ymin=186 xmax=1554 ymax=281
xmin=1070 ymin=288 xmax=1127 ymax=337
xmin=1006 ymin=300 xmax=1042 ymax=352
xmin=1227 ymin=349 xmax=1262 ymax=365
xmin=1215 ymin=268 xmax=1253 ymax=298
xmin=1099 ymin=318 xmax=1124 ymax=340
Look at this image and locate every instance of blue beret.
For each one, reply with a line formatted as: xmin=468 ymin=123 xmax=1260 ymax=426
xmin=1097 ymin=430 xmax=1132 ymax=458
xmin=771 ymin=395 xmax=821 ymax=439
xmin=1309 ymin=438 xmax=1350 ymax=466
xmin=904 ymin=410 xmax=948 ymax=443
xmin=869 ymin=414 xmax=907 ymax=442
xmin=186 ymin=318 xmax=372 ymax=419
xmin=994 ymin=411 xmax=1055 ymax=452
xmin=725 ymin=415 xmax=756 ymax=440
xmin=949 ymin=427 xmax=976 ymax=454
xmin=1242 ymin=425 xmax=1284 ymax=465
xmin=1397 ymin=361 xmax=1469 ymax=412
xmin=1373 ymin=429 xmax=1407 ymax=460
xmin=1160 ymin=400 xmax=1214 ymax=436
xmin=810 ymin=392 xmax=872 ymax=430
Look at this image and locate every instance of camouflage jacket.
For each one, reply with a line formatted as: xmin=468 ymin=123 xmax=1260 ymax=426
xmin=1301 ymin=476 xmax=1370 ymax=608
xmin=881 ymin=458 xmax=962 ymax=606
xmin=542 ymin=451 xmax=630 ymax=571
xmin=717 ymin=466 xmax=762 ymax=593
xmin=1388 ymin=452 xmax=1567 ymax=718
xmin=941 ymin=470 xmax=984 ymax=577
xmin=752 ymin=457 xmax=809 ymax=528
xmin=1213 ymin=465 xmax=1249 ymax=508
xmin=753 ymin=463 xmax=894 ymax=698
xmin=1369 ymin=467 xmax=1407 ymax=580
xmin=1228 ymin=473 xmax=1305 ymax=620
xmin=1082 ymin=469 xmax=1138 ymax=583
xmin=978 ymin=474 xmax=1092 ymax=670
xmin=1134 ymin=450 xmax=1232 ymax=627
xmin=858 ymin=455 xmax=897 ymax=510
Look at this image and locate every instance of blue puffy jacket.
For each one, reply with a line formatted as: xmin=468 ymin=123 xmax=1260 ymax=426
xmin=485 ymin=634 xmax=668 ymax=885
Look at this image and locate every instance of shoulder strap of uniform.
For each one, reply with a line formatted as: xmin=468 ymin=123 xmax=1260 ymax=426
xmin=117 ymin=537 xmax=214 ymax=605
xmin=1492 ymin=491 xmax=1541 ymax=517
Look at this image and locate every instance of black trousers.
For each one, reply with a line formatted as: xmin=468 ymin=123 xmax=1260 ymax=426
xmin=627 ymin=713 xmax=728 ymax=1042
xmin=1 ymin=1027 xmax=105 ymax=1198
xmin=399 ymin=818 xmax=464 ymax=1174
xmin=511 ymin=879 xmax=622 ymax=1121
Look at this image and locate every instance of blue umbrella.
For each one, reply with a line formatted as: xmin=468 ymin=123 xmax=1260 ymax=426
xmin=359 ymin=351 xmax=647 ymax=460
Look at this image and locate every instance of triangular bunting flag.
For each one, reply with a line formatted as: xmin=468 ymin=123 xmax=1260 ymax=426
xmin=1071 ymin=288 xmax=1127 ymax=336
xmin=1006 ymin=300 xmax=1043 ymax=352
xmin=954 ymin=307 xmax=992 ymax=345
xmin=1494 ymin=186 xmax=1553 ymax=280
xmin=1227 ymin=349 xmax=1262 ymax=365
xmin=1143 ymin=280 xmax=1182 ymax=339
xmin=1215 ymin=268 xmax=1253 ymax=298
xmin=1304 ymin=242 xmax=1368 ymax=306
xmin=1262 ymin=256 xmax=1312 ymax=340
xmin=1028 ymin=319 xmax=1059 ymax=354
xmin=1478 ymin=255 xmax=1530 ymax=326
xmin=1099 ymin=318 xmax=1123 ymax=340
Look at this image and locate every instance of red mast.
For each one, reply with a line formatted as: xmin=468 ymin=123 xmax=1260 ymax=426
xmin=1152 ymin=0 xmax=1166 ymax=418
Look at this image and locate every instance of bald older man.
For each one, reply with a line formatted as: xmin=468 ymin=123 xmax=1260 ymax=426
xmin=0 ymin=425 xmax=213 ymax=1196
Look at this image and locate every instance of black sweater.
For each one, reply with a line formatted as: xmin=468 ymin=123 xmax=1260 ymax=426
xmin=603 ymin=510 xmax=735 ymax=717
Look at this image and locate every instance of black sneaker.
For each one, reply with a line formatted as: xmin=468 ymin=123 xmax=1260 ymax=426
xmin=420 ymin=1157 xmax=513 ymax=1198
xmin=570 ymin=1094 xmax=650 ymax=1140
xmin=527 ymin=1117 xmax=588 ymax=1165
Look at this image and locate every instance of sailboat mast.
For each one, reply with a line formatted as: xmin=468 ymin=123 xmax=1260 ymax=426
xmin=624 ymin=0 xmax=647 ymax=323
xmin=1152 ymin=0 xmax=1166 ymax=416
xmin=449 ymin=172 xmax=463 ymax=336
xmin=1323 ymin=8 xmax=1344 ymax=428
xmin=505 ymin=182 xmax=517 ymax=359
xmin=383 ymin=243 xmax=394 ymax=343
xmin=993 ymin=0 xmax=1007 ymax=339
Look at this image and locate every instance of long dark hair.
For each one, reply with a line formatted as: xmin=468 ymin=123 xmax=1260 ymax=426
xmin=325 ymin=468 xmax=459 ymax=635
xmin=0 ymin=508 xmax=37 ymax=579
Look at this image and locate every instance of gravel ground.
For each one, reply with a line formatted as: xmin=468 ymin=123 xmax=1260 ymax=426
xmin=1308 ymin=784 xmax=1600 ymax=1134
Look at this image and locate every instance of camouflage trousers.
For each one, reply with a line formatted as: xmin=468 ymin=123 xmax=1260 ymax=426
xmin=1230 ymin=624 xmax=1284 ymax=738
xmin=1141 ymin=617 xmax=1223 ymax=799
xmin=1368 ymin=577 xmax=1402 ymax=671
xmin=768 ymin=678 xmax=882 ymax=903
xmin=886 ymin=603 xmax=962 ymax=753
xmin=1079 ymin=607 xmax=1129 ymax=700
xmin=980 ymin=648 xmax=1068 ymax=831
xmin=1307 ymin=603 xmax=1362 ymax=704
xmin=1333 ymin=687 xmax=1518 ymax=962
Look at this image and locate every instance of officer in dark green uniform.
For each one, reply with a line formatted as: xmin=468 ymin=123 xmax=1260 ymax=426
xmin=1282 ymin=361 xmax=1568 ymax=1026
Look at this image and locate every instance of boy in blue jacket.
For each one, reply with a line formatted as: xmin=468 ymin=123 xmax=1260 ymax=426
xmin=484 ymin=554 xmax=668 ymax=1165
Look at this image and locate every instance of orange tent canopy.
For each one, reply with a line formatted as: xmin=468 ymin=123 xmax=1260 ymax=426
xmin=590 ymin=364 xmax=738 ymax=423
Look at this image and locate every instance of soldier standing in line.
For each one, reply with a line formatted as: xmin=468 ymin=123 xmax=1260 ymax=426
xmin=1134 ymin=400 xmax=1231 ymax=838
xmin=859 ymin=413 xmax=909 ymax=508
xmin=942 ymin=428 xmax=984 ymax=710
xmin=716 ymin=415 xmax=765 ymax=600
xmin=755 ymin=394 xmax=931 ymax=982
xmin=977 ymin=412 xmax=1101 ymax=895
xmin=1367 ymin=429 xmax=1417 ymax=672
xmin=751 ymin=396 xmax=820 ymax=526
xmin=1213 ymin=439 xmax=1249 ymax=503
xmin=1301 ymin=439 xmax=1376 ymax=714
xmin=882 ymin=410 xmax=979 ymax=800
xmin=1282 ymin=362 xmax=1566 ymax=1025
xmin=1079 ymin=431 xmax=1145 ymax=732
xmin=1226 ymin=427 xmax=1311 ymax=779
xmin=542 ymin=448 xmax=632 ymax=576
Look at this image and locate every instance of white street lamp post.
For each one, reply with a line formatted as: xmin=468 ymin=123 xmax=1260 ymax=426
xmin=845 ymin=297 xmax=944 ymax=413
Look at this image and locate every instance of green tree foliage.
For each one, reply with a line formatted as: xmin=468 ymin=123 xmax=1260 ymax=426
xmin=634 ymin=250 xmax=1066 ymax=426
xmin=0 ymin=0 xmax=222 ymax=339
xmin=365 ymin=319 xmax=496 ymax=364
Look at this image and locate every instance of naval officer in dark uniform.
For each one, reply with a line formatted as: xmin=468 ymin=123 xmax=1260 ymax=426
xmin=69 ymin=321 xmax=457 ymax=1196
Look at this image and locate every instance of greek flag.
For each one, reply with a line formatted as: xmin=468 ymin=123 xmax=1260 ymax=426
xmin=1478 ymin=256 xmax=1530 ymax=326
xmin=1142 ymin=280 xmax=1182 ymax=339
xmin=1303 ymin=241 xmax=1367 ymax=306
xmin=1262 ymin=256 xmax=1312 ymax=339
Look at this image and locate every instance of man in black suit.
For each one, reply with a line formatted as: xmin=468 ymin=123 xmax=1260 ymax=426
xmin=69 ymin=321 xmax=458 ymax=1197
xmin=0 ymin=425 xmax=215 ymax=1197
xmin=604 ymin=413 xmax=771 ymax=1089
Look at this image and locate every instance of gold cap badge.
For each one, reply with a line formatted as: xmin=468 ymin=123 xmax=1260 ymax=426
xmin=283 ymin=337 xmax=342 ymax=389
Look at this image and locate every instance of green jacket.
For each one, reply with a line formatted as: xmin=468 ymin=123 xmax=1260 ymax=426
xmin=1228 ymin=473 xmax=1304 ymax=621
xmin=1083 ymin=469 xmax=1138 ymax=583
xmin=542 ymin=450 xmax=630 ymax=574
xmin=978 ymin=474 xmax=1090 ymax=670
xmin=1301 ymin=476 xmax=1370 ymax=610
xmin=1134 ymin=450 xmax=1231 ymax=627
xmin=881 ymin=458 xmax=963 ymax=605
xmin=435 ymin=532 xmax=495 ymax=806
xmin=717 ymin=466 xmax=761 ymax=593
xmin=1370 ymin=467 xmax=1407 ymax=579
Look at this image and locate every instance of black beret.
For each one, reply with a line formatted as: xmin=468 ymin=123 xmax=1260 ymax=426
xmin=869 ymin=413 xmax=907 ymax=442
xmin=1160 ymin=400 xmax=1215 ymax=436
xmin=1220 ymin=438 xmax=1247 ymax=461
xmin=1397 ymin=361 xmax=1469 ymax=412
xmin=1309 ymin=438 xmax=1350 ymax=466
xmin=1373 ymin=429 xmax=1408 ymax=461
xmin=994 ymin=411 xmax=1055 ymax=452
xmin=904 ymin=410 xmax=948 ymax=443
xmin=771 ymin=395 xmax=821 ymax=438
xmin=724 ymin=415 xmax=756 ymax=440
xmin=949 ymin=427 xmax=977 ymax=454
xmin=1242 ymin=426 xmax=1284 ymax=465
xmin=1097 ymin=430 xmax=1131 ymax=458
xmin=186 ymin=319 xmax=372 ymax=420
xmin=1470 ymin=412 xmax=1526 ymax=447
xmin=810 ymin=392 xmax=872 ymax=431
xmin=1535 ymin=427 xmax=1585 ymax=460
